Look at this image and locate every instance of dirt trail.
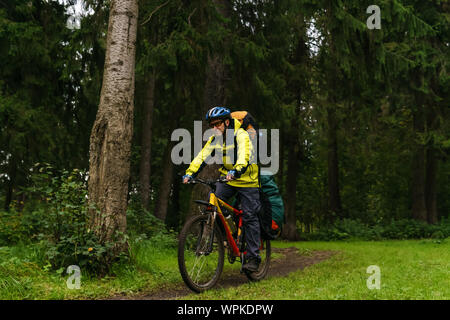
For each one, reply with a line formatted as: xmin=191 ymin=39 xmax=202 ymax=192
xmin=109 ymin=247 xmax=336 ymax=300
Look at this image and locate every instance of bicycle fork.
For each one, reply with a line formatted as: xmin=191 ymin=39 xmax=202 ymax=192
xmin=196 ymin=211 xmax=217 ymax=256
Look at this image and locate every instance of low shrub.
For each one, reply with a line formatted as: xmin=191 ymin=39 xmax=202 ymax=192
xmin=0 ymin=164 xmax=125 ymax=275
xmin=303 ymin=217 xmax=450 ymax=241
xmin=0 ymin=164 xmax=179 ymax=275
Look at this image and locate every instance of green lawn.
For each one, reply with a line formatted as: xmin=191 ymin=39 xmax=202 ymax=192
xmin=187 ymin=240 xmax=450 ymax=300
xmin=0 ymin=239 xmax=448 ymax=300
xmin=0 ymin=241 xmax=182 ymax=300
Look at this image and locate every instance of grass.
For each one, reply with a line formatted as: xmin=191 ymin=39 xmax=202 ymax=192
xmin=0 ymin=240 xmax=182 ymax=300
xmin=186 ymin=239 xmax=450 ymax=300
xmin=0 ymin=239 xmax=449 ymax=300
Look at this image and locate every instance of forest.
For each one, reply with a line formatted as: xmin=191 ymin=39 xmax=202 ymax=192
xmin=0 ymin=0 xmax=449 ymax=298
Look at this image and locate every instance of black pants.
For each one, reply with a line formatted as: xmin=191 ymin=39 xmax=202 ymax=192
xmin=214 ymin=183 xmax=261 ymax=259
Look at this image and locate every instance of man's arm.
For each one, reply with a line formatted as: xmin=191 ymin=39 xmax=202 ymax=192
xmin=233 ymin=128 xmax=252 ymax=176
xmin=185 ymin=135 xmax=216 ymax=178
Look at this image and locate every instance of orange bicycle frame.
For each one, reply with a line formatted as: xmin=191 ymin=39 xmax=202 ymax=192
xmin=208 ymin=192 xmax=243 ymax=257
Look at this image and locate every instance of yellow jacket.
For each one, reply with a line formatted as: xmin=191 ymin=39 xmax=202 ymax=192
xmin=186 ymin=118 xmax=259 ymax=188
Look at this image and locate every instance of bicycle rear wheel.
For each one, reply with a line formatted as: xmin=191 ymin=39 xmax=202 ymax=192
xmin=178 ymin=214 xmax=224 ymax=292
xmin=245 ymin=239 xmax=271 ymax=281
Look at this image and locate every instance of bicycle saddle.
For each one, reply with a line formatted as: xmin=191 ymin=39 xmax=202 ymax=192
xmin=194 ymin=200 xmax=211 ymax=206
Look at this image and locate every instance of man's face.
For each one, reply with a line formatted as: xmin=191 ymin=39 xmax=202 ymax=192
xmin=209 ymin=119 xmax=229 ymax=136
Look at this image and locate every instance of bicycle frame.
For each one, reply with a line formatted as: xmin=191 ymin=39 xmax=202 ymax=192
xmin=208 ymin=192 xmax=243 ymax=257
xmin=179 ymin=178 xmax=271 ymax=291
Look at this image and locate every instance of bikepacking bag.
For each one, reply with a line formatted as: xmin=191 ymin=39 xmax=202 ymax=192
xmin=258 ymin=174 xmax=285 ymax=240
xmin=231 ymin=111 xmax=259 ymax=141
xmin=231 ymin=177 xmax=284 ymax=241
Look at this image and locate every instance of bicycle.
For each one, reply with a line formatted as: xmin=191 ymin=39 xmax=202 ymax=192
xmin=177 ymin=177 xmax=271 ymax=293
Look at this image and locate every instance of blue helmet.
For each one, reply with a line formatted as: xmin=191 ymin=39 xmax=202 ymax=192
xmin=205 ymin=107 xmax=231 ymax=122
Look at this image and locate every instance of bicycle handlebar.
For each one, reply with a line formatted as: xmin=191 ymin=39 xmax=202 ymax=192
xmin=188 ymin=176 xmax=228 ymax=189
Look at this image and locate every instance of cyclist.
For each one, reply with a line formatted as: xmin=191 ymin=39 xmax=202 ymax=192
xmin=182 ymin=107 xmax=261 ymax=272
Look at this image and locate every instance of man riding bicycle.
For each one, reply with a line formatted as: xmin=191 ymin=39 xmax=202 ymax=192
xmin=182 ymin=107 xmax=261 ymax=272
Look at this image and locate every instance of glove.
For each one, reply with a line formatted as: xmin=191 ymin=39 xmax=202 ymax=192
xmin=226 ymin=170 xmax=237 ymax=180
xmin=182 ymin=174 xmax=193 ymax=183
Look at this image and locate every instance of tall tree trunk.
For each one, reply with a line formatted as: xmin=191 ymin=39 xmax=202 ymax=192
xmin=154 ymin=142 xmax=175 ymax=221
xmin=281 ymin=106 xmax=302 ymax=241
xmin=325 ymin=1 xmax=342 ymax=220
xmin=411 ymin=107 xmax=428 ymax=222
xmin=187 ymin=55 xmax=224 ymax=216
xmin=166 ymin=174 xmax=181 ymax=229
xmin=187 ymin=0 xmax=230 ymax=219
xmin=327 ymin=105 xmax=342 ymax=218
xmin=88 ymin=0 xmax=138 ymax=249
xmin=425 ymin=104 xmax=439 ymax=224
xmin=277 ymin=128 xmax=285 ymax=195
xmin=425 ymin=147 xmax=438 ymax=224
xmin=281 ymin=29 xmax=307 ymax=240
xmin=139 ymin=73 xmax=155 ymax=210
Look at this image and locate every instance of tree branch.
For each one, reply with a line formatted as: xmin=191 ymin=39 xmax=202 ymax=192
xmin=140 ymin=0 xmax=170 ymax=26
xmin=188 ymin=8 xmax=197 ymax=26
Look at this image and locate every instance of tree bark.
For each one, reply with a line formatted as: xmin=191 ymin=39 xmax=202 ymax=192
xmin=281 ymin=32 xmax=307 ymax=240
xmin=277 ymin=128 xmax=285 ymax=195
xmin=411 ymin=107 xmax=428 ymax=222
xmin=154 ymin=142 xmax=175 ymax=221
xmin=166 ymin=173 xmax=181 ymax=229
xmin=88 ymin=0 xmax=138 ymax=249
xmin=327 ymin=105 xmax=342 ymax=218
xmin=425 ymin=103 xmax=439 ymax=224
xmin=425 ymin=147 xmax=438 ymax=224
xmin=281 ymin=106 xmax=302 ymax=241
xmin=325 ymin=1 xmax=342 ymax=220
xmin=139 ymin=73 xmax=155 ymax=210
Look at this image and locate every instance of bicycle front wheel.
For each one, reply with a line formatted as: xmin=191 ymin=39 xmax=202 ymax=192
xmin=178 ymin=214 xmax=225 ymax=292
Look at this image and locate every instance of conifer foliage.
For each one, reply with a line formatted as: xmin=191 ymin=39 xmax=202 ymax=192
xmin=0 ymin=0 xmax=449 ymax=265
